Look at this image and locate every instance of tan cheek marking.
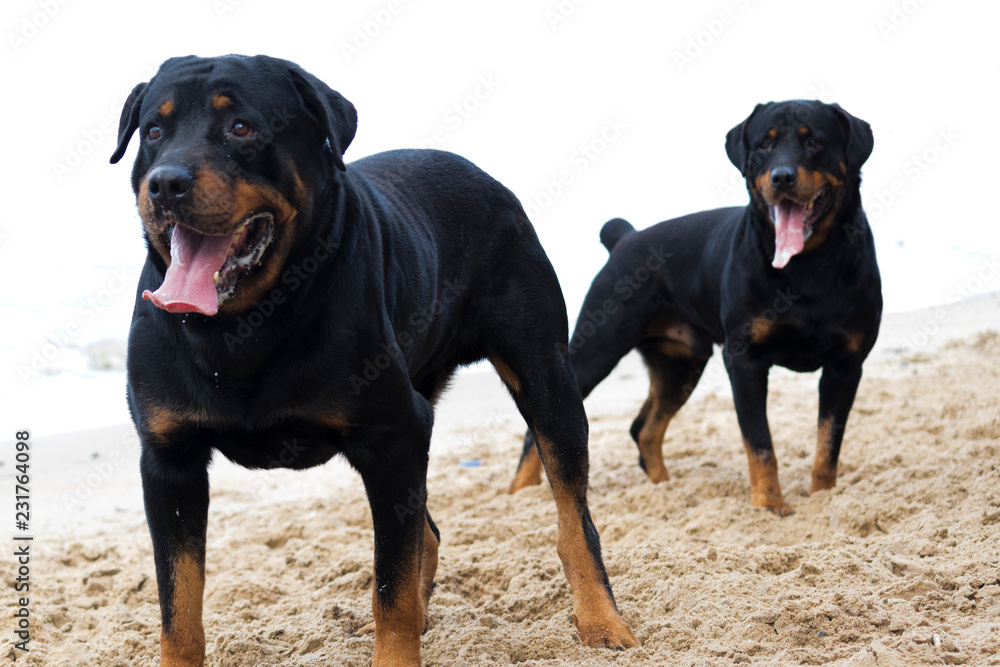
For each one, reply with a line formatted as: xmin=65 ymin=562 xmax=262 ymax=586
xmin=212 ymin=94 xmax=232 ymax=110
xmin=137 ymin=178 xmax=173 ymax=265
xmin=754 ymin=172 xmax=770 ymax=198
xmin=218 ymin=180 xmax=300 ymax=314
xmin=289 ymin=164 xmax=310 ymax=212
xmin=188 ymin=168 xmax=238 ymax=230
xmin=802 ymin=171 xmax=847 ymax=252
xmin=797 ymin=166 xmax=814 ymax=189
xmin=158 ymin=99 xmax=174 ymax=117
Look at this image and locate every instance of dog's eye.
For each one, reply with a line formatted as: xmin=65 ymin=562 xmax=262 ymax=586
xmin=760 ymin=136 xmax=776 ymax=151
xmin=231 ymin=121 xmax=255 ymax=138
xmin=806 ymin=138 xmax=822 ymax=150
xmin=147 ymin=125 xmax=162 ymax=141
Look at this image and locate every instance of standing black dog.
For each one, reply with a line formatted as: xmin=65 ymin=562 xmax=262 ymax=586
xmin=111 ymin=55 xmax=636 ymax=667
xmin=509 ymin=101 xmax=882 ymax=517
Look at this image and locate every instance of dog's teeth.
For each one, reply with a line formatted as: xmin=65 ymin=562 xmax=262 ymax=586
xmin=213 ymin=271 xmax=220 ymax=285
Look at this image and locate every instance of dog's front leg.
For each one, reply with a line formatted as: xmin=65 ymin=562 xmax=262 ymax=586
xmin=724 ymin=352 xmax=791 ymax=516
xmin=141 ymin=440 xmax=211 ymax=667
xmin=350 ymin=392 xmax=437 ymax=667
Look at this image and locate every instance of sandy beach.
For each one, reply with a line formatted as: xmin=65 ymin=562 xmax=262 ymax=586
xmin=5 ymin=291 xmax=1000 ymax=666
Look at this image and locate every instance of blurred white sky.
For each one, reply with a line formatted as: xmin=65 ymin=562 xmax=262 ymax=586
xmin=1 ymin=0 xmax=998 ymax=431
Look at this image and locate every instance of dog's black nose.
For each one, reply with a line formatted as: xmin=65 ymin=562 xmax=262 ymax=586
xmin=147 ymin=165 xmax=194 ymax=201
xmin=770 ymin=167 xmax=797 ymax=189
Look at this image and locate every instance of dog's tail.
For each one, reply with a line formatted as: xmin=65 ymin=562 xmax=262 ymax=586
xmin=600 ymin=218 xmax=636 ymax=253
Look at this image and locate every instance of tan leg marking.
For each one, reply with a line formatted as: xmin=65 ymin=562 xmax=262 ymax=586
xmin=507 ymin=442 xmax=543 ymax=493
xmin=742 ymin=438 xmax=791 ymax=516
xmin=811 ymin=416 xmax=838 ymax=493
xmin=490 ymin=356 xmax=522 ymax=395
xmin=159 ymin=552 xmax=206 ymax=667
xmin=369 ymin=543 xmax=424 ymax=667
xmin=418 ymin=517 xmax=438 ymax=628
xmin=636 ymin=375 xmax=672 ymax=483
xmin=539 ymin=436 xmax=638 ymax=650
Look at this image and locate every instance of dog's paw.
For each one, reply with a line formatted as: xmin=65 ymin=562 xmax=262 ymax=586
xmin=755 ymin=497 xmax=794 ymax=517
xmin=570 ymin=610 xmax=639 ymax=650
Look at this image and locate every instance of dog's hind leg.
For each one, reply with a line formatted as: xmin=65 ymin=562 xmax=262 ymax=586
xmin=507 ymin=266 xmax=652 ymax=494
xmin=485 ymin=267 xmax=638 ymax=650
xmin=630 ymin=341 xmax=710 ymax=483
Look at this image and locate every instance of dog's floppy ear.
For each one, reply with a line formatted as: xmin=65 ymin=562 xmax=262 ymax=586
xmin=725 ymin=103 xmax=766 ymax=175
xmin=831 ymin=103 xmax=874 ymax=172
xmin=288 ymin=67 xmax=358 ymax=172
xmin=110 ymin=82 xmax=149 ymax=164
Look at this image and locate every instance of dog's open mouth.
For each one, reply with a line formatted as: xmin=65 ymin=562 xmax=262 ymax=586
xmin=767 ymin=186 xmax=831 ymax=269
xmin=142 ymin=212 xmax=275 ymax=316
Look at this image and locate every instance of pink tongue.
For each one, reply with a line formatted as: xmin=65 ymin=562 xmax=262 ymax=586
xmin=143 ymin=225 xmax=236 ymax=316
xmin=772 ymin=200 xmax=806 ymax=269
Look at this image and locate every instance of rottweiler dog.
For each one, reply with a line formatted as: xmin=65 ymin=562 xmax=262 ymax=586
xmin=111 ymin=55 xmax=636 ymax=666
xmin=509 ymin=100 xmax=882 ymax=517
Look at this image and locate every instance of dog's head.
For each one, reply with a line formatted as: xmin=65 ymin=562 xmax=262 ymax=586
xmin=725 ymin=100 xmax=873 ymax=269
xmin=111 ymin=55 xmax=358 ymax=316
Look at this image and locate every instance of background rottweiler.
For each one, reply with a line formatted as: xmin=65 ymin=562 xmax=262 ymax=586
xmin=509 ymin=100 xmax=882 ymax=517
xmin=111 ymin=55 xmax=636 ymax=666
